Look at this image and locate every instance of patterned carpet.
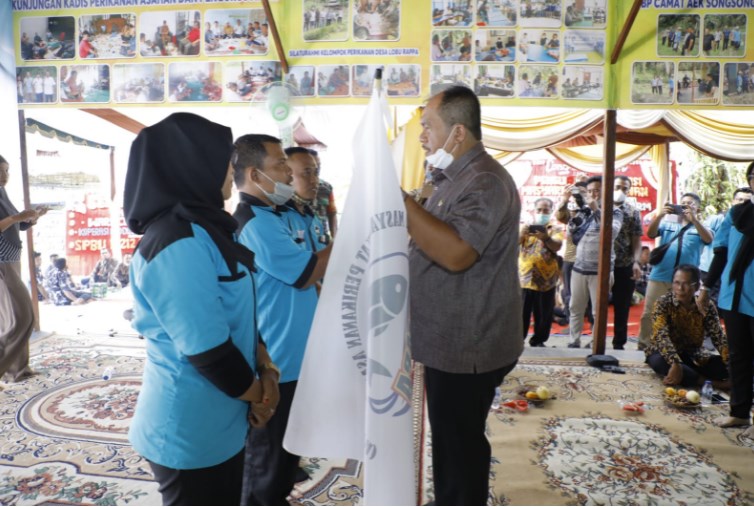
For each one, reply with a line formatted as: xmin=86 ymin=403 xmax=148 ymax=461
xmin=1 ymin=335 xmax=753 ymax=505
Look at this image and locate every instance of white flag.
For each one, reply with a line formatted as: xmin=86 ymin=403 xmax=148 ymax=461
xmin=284 ymin=82 xmax=414 ymax=505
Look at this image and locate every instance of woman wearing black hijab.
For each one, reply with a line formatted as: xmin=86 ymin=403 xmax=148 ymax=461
xmin=124 ymin=113 xmax=279 ymax=505
xmin=700 ymin=161 xmax=754 ymax=437
xmin=0 ymin=154 xmax=47 ymax=383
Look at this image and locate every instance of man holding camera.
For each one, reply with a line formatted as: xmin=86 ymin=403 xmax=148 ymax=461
xmin=566 ymin=176 xmax=623 ymax=348
xmin=637 ymin=193 xmax=712 ymax=350
xmin=519 ymin=198 xmax=563 ymax=347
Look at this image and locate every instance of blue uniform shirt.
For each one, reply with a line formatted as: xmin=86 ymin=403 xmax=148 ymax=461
xmin=699 ymin=213 xmax=725 ymax=272
xmin=713 ymin=210 xmax=754 ymax=317
xmin=128 ymin=224 xmax=257 ymax=469
xmin=236 ymin=200 xmax=318 ymax=383
xmin=649 ymin=220 xmax=709 ymax=283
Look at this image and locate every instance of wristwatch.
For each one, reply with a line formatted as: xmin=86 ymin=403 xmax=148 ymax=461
xmin=259 ymin=361 xmax=280 ymax=378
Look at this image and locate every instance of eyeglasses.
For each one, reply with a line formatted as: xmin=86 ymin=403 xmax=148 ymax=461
xmin=672 ymin=281 xmax=698 ymax=289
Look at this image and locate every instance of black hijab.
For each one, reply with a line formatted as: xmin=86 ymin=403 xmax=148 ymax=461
xmin=728 ymin=199 xmax=754 ymax=312
xmin=124 ymin=113 xmax=254 ymax=274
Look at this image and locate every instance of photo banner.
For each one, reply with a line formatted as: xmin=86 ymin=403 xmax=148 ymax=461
xmin=617 ymin=1 xmax=754 ymax=109
xmin=12 ymin=0 xmax=615 ymax=108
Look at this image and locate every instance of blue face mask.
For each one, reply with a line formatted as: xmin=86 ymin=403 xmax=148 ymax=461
xmin=256 ymin=170 xmax=294 ymax=206
xmin=534 ymin=213 xmax=551 ymax=226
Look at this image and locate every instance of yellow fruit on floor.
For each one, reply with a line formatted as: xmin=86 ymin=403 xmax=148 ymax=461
xmin=665 ymin=387 xmax=677 ymax=396
xmin=536 ymin=386 xmax=551 ymax=400
xmin=677 ymin=389 xmax=688 ymax=397
xmin=686 ymin=390 xmax=701 ymax=403
xmin=525 ymin=391 xmax=540 ymax=400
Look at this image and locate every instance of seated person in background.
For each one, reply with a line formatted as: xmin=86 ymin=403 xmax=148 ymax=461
xmin=645 ymin=264 xmax=729 ymax=389
xmin=179 ymin=21 xmax=201 ymax=55
xmin=33 ymin=251 xmax=48 ymax=302
xmin=79 ymin=31 xmax=98 ymax=58
xmin=48 ymin=258 xmax=92 ymax=306
xmin=89 ymin=248 xmax=118 ymax=286
xmin=110 ymin=253 xmax=132 ymax=289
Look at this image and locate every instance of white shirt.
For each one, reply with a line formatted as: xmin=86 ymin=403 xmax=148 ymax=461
xmin=43 ymin=76 xmax=56 ymax=95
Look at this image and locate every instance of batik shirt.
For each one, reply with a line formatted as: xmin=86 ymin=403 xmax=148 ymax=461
xmin=646 ymin=291 xmax=728 ymax=366
xmin=47 ymin=268 xmax=79 ymax=306
xmin=519 ymin=224 xmax=563 ymax=292
xmin=613 ymin=202 xmax=642 ymax=268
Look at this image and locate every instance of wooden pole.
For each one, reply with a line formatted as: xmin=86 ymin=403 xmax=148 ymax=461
xmin=593 ymin=109 xmax=617 ymax=355
xmin=18 ymin=110 xmax=40 ymax=332
xmin=611 ymin=0 xmax=644 ymax=64
xmin=261 ymin=0 xmax=289 ymax=74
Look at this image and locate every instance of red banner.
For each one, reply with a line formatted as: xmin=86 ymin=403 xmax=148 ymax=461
xmin=513 ymin=157 xmax=676 ymax=242
xmin=65 ymin=193 xmax=139 ymax=275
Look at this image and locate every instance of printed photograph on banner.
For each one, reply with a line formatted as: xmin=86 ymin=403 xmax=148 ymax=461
xmin=352 ymin=64 xmax=382 ymax=96
xmin=317 ymin=65 xmax=351 ymax=97
xmin=702 ymin=14 xmax=747 ymax=58
xmin=304 ymin=0 xmax=348 ymax=41
xmin=285 ymin=66 xmax=316 ymax=96
xmin=60 ymin=65 xmax=110 ymax=103
xmin=564 ymin=0 xmax=607 ymax=29
xmin=432 ymin=0 xmax=473 ymax=27
xmin=519 ymin=0 xmax=561 ymax=28
xmin=386 ymin=64 xmax=421 ymax=96
xmin=224 ymin=61 xmax=282 ymax=102
xmin=139 ymin=11 xmax=201 ymax=58
xmin=430 ymin=29 xmax=473 ymax=61
xmin=77 ymin=14 xmax=136 ymax=59
xmin=167 ymin=62 xmax=222 ymax=102
xmin=518 ymin=64 xmax=558 ymax=98
xmin=563 ymin=30 xmax=604 ymax=64
xmin=631 ymin=61 xmax=674 ymax=105
xmin=562 ymin=65 xmax=603 ymax=100
xmin=474 ymin=64 xmax=515 ymax=97
xmin=475 ymin=29 xmax=516 ymax=62
xmin=518 ymin=30 xmax=559 ymax=62
xmin=205 ymin=9 xmax=269 ymax=56
xmin=16 ymin=66 xmax=58 ymax=104
xmin=430 ymin=64 xmax=472 ymax=95
xmin=112 ymin=63 xmax=165 ymax=103
xmin=19 ymin=16 xmax=75 ymax=61
xmin=353 ymin=0 xmax=401 ymax=41
xmin=676 ymin=61 xmax=720 ymax=105
xmin=722 ymin=62 xmax=754 ymax=105
xmin=657 ymin=14 xmax=699 ymax=57
xmin=476 ymin=0 xmax=518 ymax=27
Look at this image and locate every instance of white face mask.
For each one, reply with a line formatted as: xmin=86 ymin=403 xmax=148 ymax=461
xmin=534 ymin=213 xmax=551 ymax=225
xmin=613 ymin=190 xmax=627 ymax=204
xmin=425 ymin=127 xmax=458 ymax=170
xmin=256 ymin=170 xmax=295 ymax=206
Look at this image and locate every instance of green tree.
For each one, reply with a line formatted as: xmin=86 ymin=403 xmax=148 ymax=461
xmin=684 ymin=152 xmax=748 ymax=218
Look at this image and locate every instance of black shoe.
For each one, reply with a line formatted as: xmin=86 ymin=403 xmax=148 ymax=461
xmin=294 ymin=467 xmax=310 ymax=484
xmin=529 ymin=340 xmax=546 ymax=347
xmin=613 ymin=345 xmax=625 ymax=350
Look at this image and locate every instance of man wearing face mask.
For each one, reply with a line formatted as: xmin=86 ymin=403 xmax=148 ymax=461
xmin=567 ymin=176 xmax=624 ymax=348
xmin=519 ymin=198 xmax=563 ymax=347
xmin=231 ymin=134 xmax=333 ymax=505
xmin=611 ymin=176 xmax=644 ymax=350
xmin=403 ymin=86 xmax=523 ymax=505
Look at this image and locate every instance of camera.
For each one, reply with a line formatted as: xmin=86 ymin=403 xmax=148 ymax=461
xmin=668 ymin=204 xmax=685 ymax=215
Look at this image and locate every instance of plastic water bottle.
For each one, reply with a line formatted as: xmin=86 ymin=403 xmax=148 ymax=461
xmin=102 ymin=367 xmax=114 ymax=381
xmin=701 ymin=380 xmax=714 ymax=405
xmin=491 ymin=386 xmax=502 ymax=410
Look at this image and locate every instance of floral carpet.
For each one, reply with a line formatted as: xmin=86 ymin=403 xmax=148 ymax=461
xmin=2 ymin=335 xmax=753 ymax=505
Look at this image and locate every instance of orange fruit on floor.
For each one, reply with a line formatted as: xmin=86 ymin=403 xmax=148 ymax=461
xmin=677 ymin=389 xmax=688 ymax=397
xmin=525 ymin=391 xmax=540 ymax=400
xmin=665 ymin=387 xmax=677 ymax=396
